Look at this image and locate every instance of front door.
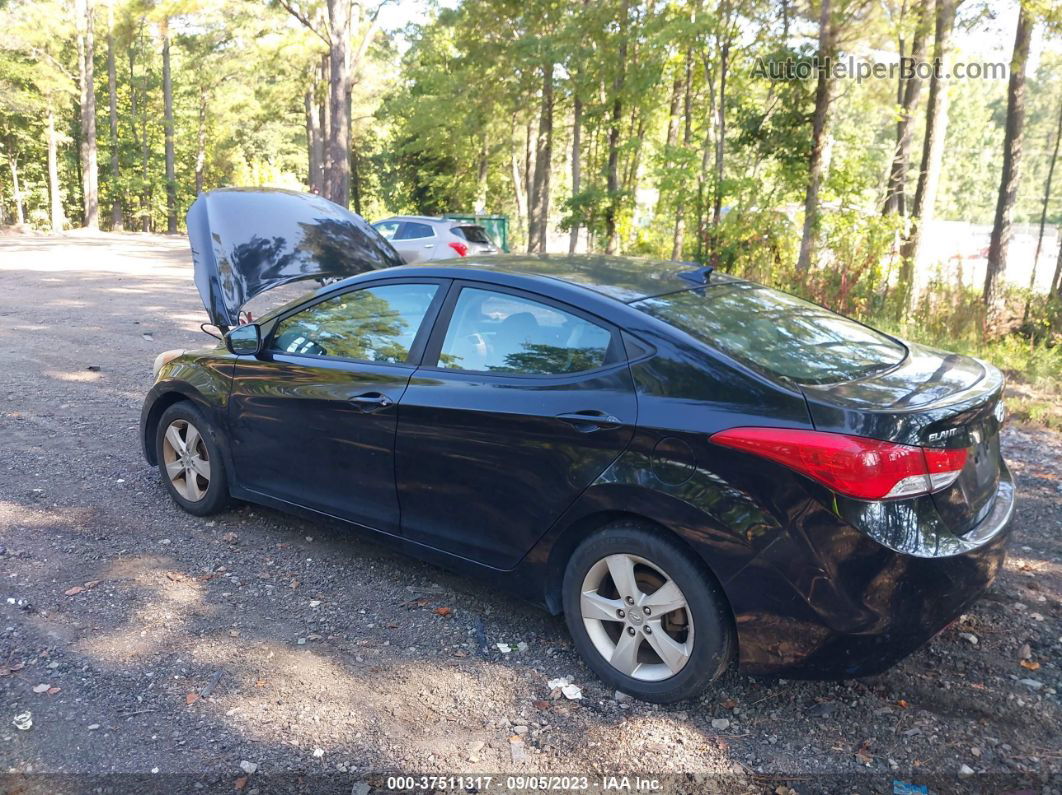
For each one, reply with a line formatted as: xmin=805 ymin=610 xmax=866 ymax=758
xmin=395 ymin=284 xmax=638 ymax=569
xmin=228 ymin=280 xmax=446 ymax=532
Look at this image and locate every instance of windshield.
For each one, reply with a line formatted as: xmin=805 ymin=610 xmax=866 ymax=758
xmin=632 ymin=283 xmax=907 ymax=385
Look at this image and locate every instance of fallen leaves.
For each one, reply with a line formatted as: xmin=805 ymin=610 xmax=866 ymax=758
xmin=1019 ymin=659 xmax=1041 ymax=671
xmin=186 ymin=693 xmax=200 ymax=705
xmin=433 ymin=606 xmax=453 ymax=618
xmin=0 ymin=662 xmax=25 ymax=677
xmin=64 ymin=580 xmax=101 ymax=596
xmin=896 ymin=699 xmax=909 ymax=709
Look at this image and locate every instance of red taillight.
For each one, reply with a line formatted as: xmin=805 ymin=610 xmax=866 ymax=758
xmin=448 ymin=241 xmax=469 ymax=257
xmin=709 ymin=427 xmax=967 ymax=500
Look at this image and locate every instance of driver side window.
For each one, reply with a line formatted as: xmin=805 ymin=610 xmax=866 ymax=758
xmin=270 ymin=283 xmax=438 ymax=364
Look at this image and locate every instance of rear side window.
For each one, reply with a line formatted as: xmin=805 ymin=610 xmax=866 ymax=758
xmin=452 ymin=225 xmax=491 ymax=244
xmin=633 ymin=284 xmax=906 ymax=384
xmin=438 ymin=288 xmax=612 ymax=375
xmin=396 ymin=222 xmax=434 ymax=240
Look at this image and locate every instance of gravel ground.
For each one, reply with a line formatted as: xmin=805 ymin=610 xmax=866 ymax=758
xmin=0 ymin=231 xmax=1059 ymax=793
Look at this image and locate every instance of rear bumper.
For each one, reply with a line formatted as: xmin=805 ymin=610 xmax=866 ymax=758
xmin=725 ymin=466 xmax=1015 ymax=678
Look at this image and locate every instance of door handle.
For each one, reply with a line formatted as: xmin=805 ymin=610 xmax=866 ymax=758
xmin=349 ymin=392 xmax=394 ymax=412
xmin=424 ymin=243 xmax=434 ymax=248
xmin=555 ymin=410 xmax=622 ymax=432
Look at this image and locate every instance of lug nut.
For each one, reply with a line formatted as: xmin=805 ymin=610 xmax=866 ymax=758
xmin=625 ymin=596 xmax=635 ymax=605
xmin=643 ymin=606 xmax=651 ymax=615
xmin=644 ymin=626 xmax=652 ymax=634
xmin=617 ymin=609 xmax=626 ymax=619
xmin=626 ymin=627 xmax=636 ymax=636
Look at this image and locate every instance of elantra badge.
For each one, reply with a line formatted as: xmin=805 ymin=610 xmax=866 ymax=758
xmin=928 ymin=427 xmax=962 ymax=443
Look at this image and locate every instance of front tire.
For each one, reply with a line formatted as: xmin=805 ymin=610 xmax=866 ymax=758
xmin=155 ymin=402 xmax=230 ymax=516
xmin=562 ymin=521 xmax=733 ymax=703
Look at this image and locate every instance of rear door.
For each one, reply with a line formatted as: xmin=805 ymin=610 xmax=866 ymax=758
xmin=228 ymin=279 xmax=447 ymax=533
xmin=395 ymin=283 xmax=638 ymax=569
xmin=389 ymin=221 xmax=438 ymax=264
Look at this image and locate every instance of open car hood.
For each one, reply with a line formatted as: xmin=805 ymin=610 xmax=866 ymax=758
xmin=186 ymin=188 xmax=403 ymax=328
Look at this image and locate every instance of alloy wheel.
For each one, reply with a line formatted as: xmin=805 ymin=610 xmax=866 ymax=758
xmin=161 ymin=419 xmax=211 ymax=502
xmin=579 ymin=554 xmax=694 ymax=681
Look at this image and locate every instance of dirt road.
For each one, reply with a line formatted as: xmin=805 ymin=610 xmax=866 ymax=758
xmin=0 ymin=231 xmax=1058 ymax=792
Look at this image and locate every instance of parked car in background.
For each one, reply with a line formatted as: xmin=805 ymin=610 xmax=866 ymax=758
xmin=372 ymin=215 xmax=499 ymax=264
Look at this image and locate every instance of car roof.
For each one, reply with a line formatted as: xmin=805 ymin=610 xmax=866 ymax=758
xmin=358 ymin=254 xmax=739 ymax=304
xmin=374 ymin=215 xmax=451 ymax=225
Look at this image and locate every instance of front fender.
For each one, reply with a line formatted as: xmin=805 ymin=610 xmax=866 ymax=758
xmin=140 ymin=351 xmax=236 ymax=465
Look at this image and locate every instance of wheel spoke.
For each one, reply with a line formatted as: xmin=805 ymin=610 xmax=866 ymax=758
xmin=610 ymin=630 xmax=642 ymax=676
xmin=188 ymin=455 xmax=211 ymax=481
xmin=642 ymin=579 xmax=687 ymax=615
xmin=185 ymin=470 xmax=203 ymax=501
xmin=644 ymin=623 xmax=690 ymax=674
xmin=165 ymin=460 xmax=184 ymax=480
xmin=165 ymin=424 xmax=186 ymax=455
xmin=605 ymin=554 xmax=640 ymax=602
xmin=581 ymin=591 xmax=625 ymax=623
xmin=184 ymin=424 xmax=201 ymax=454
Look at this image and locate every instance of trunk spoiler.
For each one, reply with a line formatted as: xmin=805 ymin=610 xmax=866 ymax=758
xmin=186 ymin=188 xmax=403 ymax=329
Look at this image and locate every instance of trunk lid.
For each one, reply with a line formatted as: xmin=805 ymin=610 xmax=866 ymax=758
xmin=187 ymin=188 xmax=403 ymax=328
xmin=802 ymin=343 xmax=1006 ymax=534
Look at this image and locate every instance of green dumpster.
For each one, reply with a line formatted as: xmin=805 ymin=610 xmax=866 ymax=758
xmin=443 ymin=214 xmax=510 ymax=253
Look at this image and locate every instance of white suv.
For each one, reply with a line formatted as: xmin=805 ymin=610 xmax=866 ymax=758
xmin=372 ymin=216 xmax=500 ymax=264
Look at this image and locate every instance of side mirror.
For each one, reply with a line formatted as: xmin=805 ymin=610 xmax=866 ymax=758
xmin=225 ymin=323 xmax=262 ymax=355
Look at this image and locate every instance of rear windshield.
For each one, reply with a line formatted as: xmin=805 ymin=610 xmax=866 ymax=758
xmin=633 ymin=283 xmax=906 ymax=384
xmin=453 ymin=225 xmax=492 ymax=244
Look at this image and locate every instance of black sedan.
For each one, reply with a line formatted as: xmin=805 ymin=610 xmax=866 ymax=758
xmin=142 ymin=188 xmax=1015 ymax=703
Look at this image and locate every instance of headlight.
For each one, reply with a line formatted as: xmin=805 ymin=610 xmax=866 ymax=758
xmin=152 ymin=349 xmax=185 ymax=379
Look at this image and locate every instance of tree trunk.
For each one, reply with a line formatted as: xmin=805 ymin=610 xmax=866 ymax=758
xmin=898 ymin=0 xmax=955 ymax=314
xmin=305 ymin=84 xmax=323 ymax=193
xmin=7 ymin=144 xmax=25 ymax=225
xmin=351 ymin=145 xmax=362 ymax=214
xmin=162 ymin=21 xmax=176 ymax=233
xmin=671 ymin=50 xmax=693 ymax=261
xmin=1028 ymin=102 xmax=1062 ymax=300
xmin=983 ymin=3 xmax=1033 ymax=329
xmin=796 ymin=0 xmax=834 ymax=273
xmin=107 ymin=0 xmax=121 ymax=229
xmin=47 ymin=107 xmax=65 ymax=233
xmin=1051 ymin=231 xmax=1062 ymax=296
xmin=712 ymin=10 xmax=731 ymax=232
xmin=883 ymin=0 xmax=929 ymax=215
xmin=604 ymin=0 xmax=631 ymax=255
xmin=528 ymin=60 xmax=554 ymax=254
xmin=325 ymin=0 xmax=352 ymax=207
xmin=77 ymin=0 xmax=99 ymax=229
xmin=195 ymin=87 xmax=207 ymax=195
xmin=568 ymin=95 xmax=582 ymax=254
xmin=475 ymin=134 xmax=489 ymax=214
xmin=319 ymin=55 xmax=330 ymax=182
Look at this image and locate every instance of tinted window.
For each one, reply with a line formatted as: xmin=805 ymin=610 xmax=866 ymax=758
xmin=396 ymin=222 xmax=434 ymax=240
xmin=438 ymin=288 xmax=612 ymax=375
xmin=453 ymin=225 xmax=491 ymax=244
xmin=633 ymin=284 xmax=906 ymax=384
xmin=271 ymin=283 xmax=438 ymax=364
xmin=373 ymin=221 xmax=400 ymax=240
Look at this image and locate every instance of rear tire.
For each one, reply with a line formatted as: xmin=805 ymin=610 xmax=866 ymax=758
xmin=562 ymin=521 xmax=733 ymax=703
xmin=155 ymin=402 xmax=231 ymax=516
